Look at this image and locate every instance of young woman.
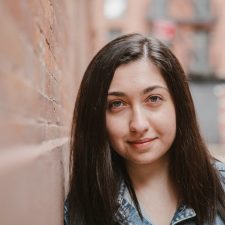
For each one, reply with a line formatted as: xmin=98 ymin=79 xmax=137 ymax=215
xmin=64 ymin=33 xmax=225 ymax=225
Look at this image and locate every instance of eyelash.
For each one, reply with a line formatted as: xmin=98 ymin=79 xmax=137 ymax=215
xmin=146 ymin=95 xmax=162 ymax=103
xmin=107 ymin=95 xmax=163 ymax=111
xmin=107 ymin=100 xmax=126 ymax=111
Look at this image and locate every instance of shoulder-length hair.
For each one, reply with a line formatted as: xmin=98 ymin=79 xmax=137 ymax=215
xmin=68 ymin=33 xmax=225 ymax=225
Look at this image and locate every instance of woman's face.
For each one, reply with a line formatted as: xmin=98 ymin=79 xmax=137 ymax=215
xmin=106 ymin=58 xmax=176 ymax=167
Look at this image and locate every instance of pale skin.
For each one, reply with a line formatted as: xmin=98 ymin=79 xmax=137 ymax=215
xmin=106 ymin=58 xmax=177 ymax=225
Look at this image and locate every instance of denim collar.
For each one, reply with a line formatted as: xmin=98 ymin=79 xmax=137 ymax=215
xmin=115 ymin=181 xmax=196 ymax=225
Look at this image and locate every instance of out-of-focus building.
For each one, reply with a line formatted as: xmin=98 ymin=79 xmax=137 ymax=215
xmin=90 ymin=0 xmax=225 ymax=79
xmin=89 ymin=0 xmax=225 ymax=152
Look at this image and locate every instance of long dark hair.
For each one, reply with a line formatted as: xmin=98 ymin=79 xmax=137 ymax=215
xmin=68 ymin=33 xmax=225 ymax=225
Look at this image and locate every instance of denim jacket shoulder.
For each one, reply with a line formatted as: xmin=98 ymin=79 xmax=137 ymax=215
xmin=64 ymin=161 xmax=225 ymax=225
xmin=214 ymin=160 xmax=225 ymax=189
xmin=114 ymin=181 xmax=197 ymax=225
xmin=114 ymin=161 xmax=225 ymax=225
xmin=64 ymin=200 xmax=69 ymax=225
xmin=214 ymin=160 xmax=225 ymax=176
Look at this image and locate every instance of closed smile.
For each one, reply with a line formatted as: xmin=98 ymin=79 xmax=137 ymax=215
xmin=127 ymin=137 xmax=158 ymax=150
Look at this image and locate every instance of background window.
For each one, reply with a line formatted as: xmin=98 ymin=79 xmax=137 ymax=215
xmin=189 ymin=31 xmax=211 ymax=76
xmin=104 ymin=0 xmax=127 ymax=19
xmin=148 ymin=0 xmax=168 ymax=19
xmin=107 ymin=29 xmax=122 ymax=41
xmin=192 ymin=0 xmax=211 ymax=21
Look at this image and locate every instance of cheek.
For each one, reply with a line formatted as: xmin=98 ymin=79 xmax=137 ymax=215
xmin=156 ymin=106 xmax=176 ymax=138
xmin=106 ymin=111 xmax=129 ymax=131
xmin=166 ymin=116 xmax=176 ymax=143
xmin=106 ymin=123 xmax=122 ymax=153
xmin=106 ymin=115 xmax=130 ymax=156
xmin=106 ymin=116 xmax=125 ymax=141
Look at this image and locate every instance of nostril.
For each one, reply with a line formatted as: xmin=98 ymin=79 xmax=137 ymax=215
xmin=129 ymin=120 xmax=148 ymax=133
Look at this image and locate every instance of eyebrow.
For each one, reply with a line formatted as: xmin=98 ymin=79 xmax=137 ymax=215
xmin=143 ymin=85 xmax=168 ymax=94
xmin=108 ymin=85 xmax=168 ymax=97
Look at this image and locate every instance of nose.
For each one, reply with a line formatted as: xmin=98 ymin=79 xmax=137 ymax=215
xmin=129 ymin=107 xmax=149 ymax=134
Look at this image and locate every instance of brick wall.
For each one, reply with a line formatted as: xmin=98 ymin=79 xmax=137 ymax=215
xmin=0 ymin=0 xmax=88 ymax=224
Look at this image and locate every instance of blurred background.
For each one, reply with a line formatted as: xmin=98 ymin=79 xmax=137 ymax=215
xmin=0 ymin=0 xmax=225 ymax=224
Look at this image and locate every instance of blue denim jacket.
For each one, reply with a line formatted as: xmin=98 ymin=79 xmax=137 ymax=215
xmin=64 ymin=161 xmax=225 ymax=225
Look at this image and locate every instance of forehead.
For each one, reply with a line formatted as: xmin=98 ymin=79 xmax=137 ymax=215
xmin=108 ymin=59 xmax=168 ymax=91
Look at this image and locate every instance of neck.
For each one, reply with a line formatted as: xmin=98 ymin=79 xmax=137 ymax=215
xmin=125 ymin=153 xmax=178 ymax=205
xmin=126 ymin=154 xmax=170 ymax=188
xmin=125 ymin=154 xmax=178 ymax=225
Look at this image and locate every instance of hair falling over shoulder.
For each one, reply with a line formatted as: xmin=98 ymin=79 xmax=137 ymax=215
xmin=67 ymin=33 xmax=225 ymax=225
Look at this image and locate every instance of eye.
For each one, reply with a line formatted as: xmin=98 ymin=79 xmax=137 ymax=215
xmin=147 ymin=95 xmax=162 ymax=104
xmin=108 ymin=100 xmax=126 ymax=111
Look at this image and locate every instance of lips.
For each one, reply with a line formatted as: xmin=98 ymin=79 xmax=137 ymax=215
xmin=127 ymin=137 xmax=158 ymax=151
xmin=128 ymin=137 xmax=157 ymax=144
